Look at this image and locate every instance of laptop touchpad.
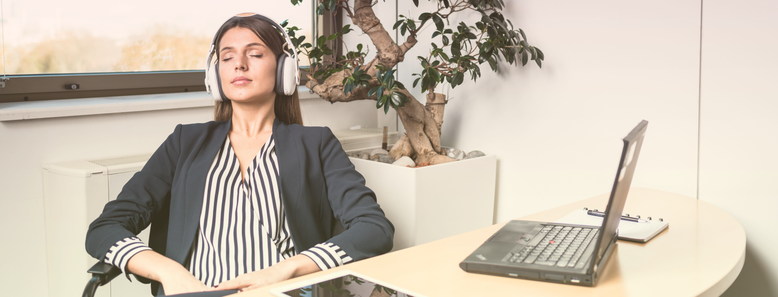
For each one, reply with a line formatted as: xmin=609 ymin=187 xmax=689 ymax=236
xmin=490 ymin=232 xmax=524 ymax=243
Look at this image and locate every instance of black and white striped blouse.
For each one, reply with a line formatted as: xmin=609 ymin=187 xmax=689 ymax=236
xmin=104 ymin=135 xmax=352 ymax=285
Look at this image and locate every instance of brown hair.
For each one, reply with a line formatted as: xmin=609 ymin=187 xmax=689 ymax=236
xmin=212 ymin=15 xmax=303 ymax=126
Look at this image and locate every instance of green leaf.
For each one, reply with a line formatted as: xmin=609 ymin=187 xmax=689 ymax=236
xmin=536 ymin=48 xmax=545 ymax=60
xmin=442 ymin=35 xmax=449 ymax=46
xmin=440 ymin=51 xmax=450 ymax=61
xmin=384 ymin=68 xmax=395 ymax=80
xmin=419 ymin=12 xmax=432 ymax=22
xmin=341 ymin=24 xmax=352 ymax=34
xmin=419 ymin=57 xmax=429 ymax=68
xmin=413 ymin=0 xmax=419 ymax=7
xmin=376 ymin=96 xmax=384 ymax=109
xmin=386 ymin=75 xmax=395 ymax=89
xmin=488 ymin=59 xmax=497 ymax=71
xmin=457 ymin=72 xmax=465 ymax=85
xmin=430 ymin=68 xmax=441 ymax=82
xmin=451 ymin=41 xmax=461 ymax=57
xmin=393 ymin=20 xmax=404 ymax=30
xmin=521 ymin=51 xmax=528 ymax=66
xmin=317 ymin=35 xmax=326 ymax=45
xmin=413 ymin=77 xmax=421 ymax=88
xmin=391 ymin=91 xmax=407 ymax=107
xmin=344 ymin=82 xmax=353 ymax=95
xmin=433 ymin=14 xmax=444 ymax=32
xmin=384 ymin=98 xmax=391 ymax=114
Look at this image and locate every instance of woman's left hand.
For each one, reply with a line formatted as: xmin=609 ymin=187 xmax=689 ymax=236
xmin=212 ymin=254 xmax=319 ymax=292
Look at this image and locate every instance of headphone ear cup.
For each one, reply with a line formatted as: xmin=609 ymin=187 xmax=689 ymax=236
xmin=206 ymin=57 xmax=224 ymax=101
xmin=275 ymin=53 xmax=297 ymax=96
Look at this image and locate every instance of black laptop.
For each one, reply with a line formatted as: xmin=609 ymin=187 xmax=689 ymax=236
xmin=459 ymin=120 xmax=648 ymax=286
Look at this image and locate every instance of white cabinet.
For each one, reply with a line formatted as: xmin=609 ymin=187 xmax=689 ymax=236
xmin=43 ymin=155 xmax=151 ymax=297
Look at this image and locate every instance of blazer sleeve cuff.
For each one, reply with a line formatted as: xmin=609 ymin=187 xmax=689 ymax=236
xmin=300 ymin=242 xmax=353 ymax=271
xmin=103 ymin=236 xmax=152 ymax=281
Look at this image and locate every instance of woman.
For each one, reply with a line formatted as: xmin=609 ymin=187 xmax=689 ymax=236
xmin=86 ymin=13 xmax=394 ymax=296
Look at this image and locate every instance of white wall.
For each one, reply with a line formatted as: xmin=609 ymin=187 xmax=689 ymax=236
xmin=699 ymin=0 xmax=778 ymax=296
xmin=398 ymin=0 xmax=701 ymax=216
xmin=0 ymin=96 xmax=378 ymax=297
xmin=394 ymin=0 xmax=773 ymax=295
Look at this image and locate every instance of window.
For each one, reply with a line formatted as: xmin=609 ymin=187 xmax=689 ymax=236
xmin=0 ymin=0 xmax=318 ymax=103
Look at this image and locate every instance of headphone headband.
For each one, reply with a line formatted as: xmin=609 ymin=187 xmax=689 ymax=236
xmin=204 ymin=13 xmax=300 ymax=99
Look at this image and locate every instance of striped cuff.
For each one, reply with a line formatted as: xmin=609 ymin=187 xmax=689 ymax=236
xmin=104 ymin=237 xmax=152 ymax=281
xmin=300 ymin=242 xmax=353 ymax=271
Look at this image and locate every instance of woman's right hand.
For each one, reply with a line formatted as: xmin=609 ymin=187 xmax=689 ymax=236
xmin=159 ymin=273 xmax=210 ymax=296
xmin=127 ymin=250 xmax=209 ymax=295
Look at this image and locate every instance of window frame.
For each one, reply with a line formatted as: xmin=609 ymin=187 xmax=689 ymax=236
xmin=0 ymin=2 xmax=328 ymax=104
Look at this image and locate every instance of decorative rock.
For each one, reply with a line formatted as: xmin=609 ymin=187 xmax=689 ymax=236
xmin=370 ymin=149 xmax=390 ymax=158
xmin=370 ymin=154 xmax=383 ymax=161
xmin=359 ymin=152 xmax=370 ymax=160
xmin=464 ymin=150 xmax=486 ymax=159
xmin=392 ymin=156 xmax=416 ymax=167
xmin=445 ymin=147 xmax=465 ymax=160
xmin=378 ymin=155 xmax=395 ymax=164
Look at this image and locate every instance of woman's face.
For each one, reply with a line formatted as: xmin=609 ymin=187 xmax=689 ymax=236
xmin=218 ymin=27 xmax=277 ymax=103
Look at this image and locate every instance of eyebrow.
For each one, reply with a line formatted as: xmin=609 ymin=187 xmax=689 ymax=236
xmin=220 ymin=43 xmax=266 ymax=54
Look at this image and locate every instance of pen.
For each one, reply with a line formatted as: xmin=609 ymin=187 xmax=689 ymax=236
xmin=586 ymin=209 xmax=646 ymax=223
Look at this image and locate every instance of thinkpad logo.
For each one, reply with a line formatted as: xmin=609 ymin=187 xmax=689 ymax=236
xmin=476 ymin=254 xmax=487 ymax=261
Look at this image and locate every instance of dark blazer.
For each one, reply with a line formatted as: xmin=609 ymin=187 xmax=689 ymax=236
xmin=86 ymin=118 xmax=394 ymax=294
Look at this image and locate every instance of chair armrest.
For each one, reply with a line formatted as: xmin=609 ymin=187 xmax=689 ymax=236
xmin=83 ymin=262 xmax=121 ymax=297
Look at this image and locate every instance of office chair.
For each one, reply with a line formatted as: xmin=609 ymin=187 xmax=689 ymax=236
xmin=83 ymin=262 xmax=121 ymax=297
xmin=82 ymin=221 xmax=347 ymax=297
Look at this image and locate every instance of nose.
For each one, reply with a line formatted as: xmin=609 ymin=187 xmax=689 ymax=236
xmin=235 ymin=56 xmax=248 ymax=71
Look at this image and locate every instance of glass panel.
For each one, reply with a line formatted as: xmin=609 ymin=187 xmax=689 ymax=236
xmin=0 ymin=0 xmax=312 ymax=75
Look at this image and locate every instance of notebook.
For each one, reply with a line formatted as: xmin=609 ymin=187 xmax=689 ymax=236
xmin=556 ymin=207 xmax=668 ymax=243
xmin=459 ymin=120 xmax=648 ymax=286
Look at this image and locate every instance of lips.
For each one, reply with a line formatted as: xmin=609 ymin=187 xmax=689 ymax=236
xmin=231 ymin=76 xmax=252 ymax=85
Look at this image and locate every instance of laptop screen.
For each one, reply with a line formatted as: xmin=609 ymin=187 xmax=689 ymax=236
xmin=591 ymin=120 xmax=648 ymax=271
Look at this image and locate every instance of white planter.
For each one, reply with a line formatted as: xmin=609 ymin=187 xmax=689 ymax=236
xmin=350 ymin=155 xmax=497 ymax=250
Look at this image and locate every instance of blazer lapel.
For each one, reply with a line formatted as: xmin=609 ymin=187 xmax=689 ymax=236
xmin=175 ymin=120 xmax=230 ymax=263
xmin=273 ymin=118 xmax=303 ymax=212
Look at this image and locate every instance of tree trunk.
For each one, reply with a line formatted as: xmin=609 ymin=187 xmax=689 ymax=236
xmin=305 ymin=0 xmax=455 ymax=166
xmin=394 ymin=91 xmax=456 ymax=165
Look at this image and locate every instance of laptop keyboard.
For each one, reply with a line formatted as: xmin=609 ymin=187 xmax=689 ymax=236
xmin=507 ymin=225 xmax=598 ymax=269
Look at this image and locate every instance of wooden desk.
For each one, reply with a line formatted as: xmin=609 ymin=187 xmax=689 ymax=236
xmin=241 ymin=188 xmax=746 ymax=296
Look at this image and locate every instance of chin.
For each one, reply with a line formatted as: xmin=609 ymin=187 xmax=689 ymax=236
xmin=227 ymin=92 xmax=276 ymax=103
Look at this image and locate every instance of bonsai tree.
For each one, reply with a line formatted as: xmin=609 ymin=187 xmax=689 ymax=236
xmin=286 ymin=0 xmax=543 ymax=165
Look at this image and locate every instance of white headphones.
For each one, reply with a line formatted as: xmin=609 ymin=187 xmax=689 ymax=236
xmin=204 ymin=13 xmax=300 ymax=101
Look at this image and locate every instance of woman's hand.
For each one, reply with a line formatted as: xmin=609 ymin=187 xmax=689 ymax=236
xmin=126 ymin=250 xmax=209 ymax=295
xmin=159 ymin=273 xmax=210 ymax=296
xmin=213 ymin=254 xmax=319 ymax=292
